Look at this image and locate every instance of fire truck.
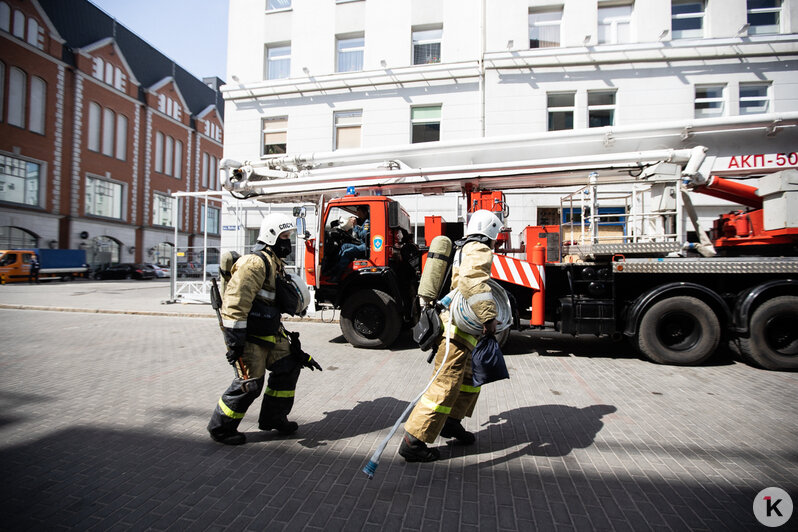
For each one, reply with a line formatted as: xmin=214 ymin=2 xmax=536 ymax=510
xmin=220 ymin=113 xmax=798 ymax=370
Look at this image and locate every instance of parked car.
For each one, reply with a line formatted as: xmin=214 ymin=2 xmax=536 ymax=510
xmin=95 ymin=263 xmax=156 ymax=280
xmin=176 ymin=262 xmax=202 ymax=278
xmin=145 ymin=263 xmax=170 ymax=278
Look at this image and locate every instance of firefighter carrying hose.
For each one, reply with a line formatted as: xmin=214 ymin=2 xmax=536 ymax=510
xmin=399 ymin=209 xmax=504 ymax=462
xmin=207 ymin=212 xmax=320 ymax=446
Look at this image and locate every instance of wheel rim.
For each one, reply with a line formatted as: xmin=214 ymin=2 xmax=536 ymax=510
xmin=657 ymin=311 xmax=700 ymax=351
xmin=353 ymin=303 xmax=384 ymax=339
xmin=763 ymin=314 xmax=798 ymax=356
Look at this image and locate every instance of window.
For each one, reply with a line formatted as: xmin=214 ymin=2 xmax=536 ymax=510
xmin=209 ymin=155 xmax=217 ymax=189
xmin=598 ymin=5 xmax=632 ymax=44
xmin=85 ymin=176 xmax=123 ymax=219
xmin=174 ymin=140 xmax=182 ymax=179
xmin=0 ymin=226 xmax=38 ymax=249
xmin=411 ymin=105 xmax=441 ymax=143
xmin=12 ymin=9 xmax=23 ymax=38
xmin=157 ymin=94 xmax=182 ymax=121
xmin=672 ymin=1 xmax=704 ymax=40
xmin=747 ymin=0 xmax=781 ymax=35
xmin=88 ymin=102 xmax=101 ymax=151
xmin=547 ymin=92 xmax=575 ymax=131
xmin=739 ymin=83 xmax=770 ymax=115
xmin=334 ymin=110 xmax=362 ymax=150
xmin=413 ymin=28 xmax=442 ymax=65
xmin=155 ymin=132 xmax=164 ymax=173
xmin=29 ymin=76 xmax=45 ymax=134
xmin=201 ymin=206 xmax=220 ymax=234
xmin=115 ymin=115 xmax=127 ymax=161
xmin=153 ymin=193 xmax=174 ymax=227
xmin=337 ymin=36 xmax=364 ymax=73
xmin=26 ymin=18 xmax=40 ymax=48
xmin=0 ymin=3 xmax=9 ymax=32
xmin=102 ymin=108 xmax=115 ymax=156
xmin=266 ymin=45 xmax=291 ymax=80
xmin=0 ymin=154 xmax=40 ymax=206
xmin=263 ymin=117 xmax=288 ymax=155
xmin=267 ymin=0 xmax=290 ymax=10
xmin=0 ymin=63 xmax=4 ymax=121
xmin=588 ymin=90 xmax=616 ymax=127
xmin=529 ymin=9 xmax=562 ymax=48
xmin=202 ymin=152 xmax=209 ymax=188
xmin=694 ymin=84 xmax=726 ymax=118
xmin=8 ymin=67 xmax=25 ymax=128
xmin=165 ymin=136 xmax=174 ymax=176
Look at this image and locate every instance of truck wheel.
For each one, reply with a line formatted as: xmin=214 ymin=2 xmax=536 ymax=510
xmin=738 ymin=296 xmax=798 ymax=371
xmin=340 ymin=289 xmax=401 ymax=348
xmin=636 ymin=296 xmax=720 ymax=366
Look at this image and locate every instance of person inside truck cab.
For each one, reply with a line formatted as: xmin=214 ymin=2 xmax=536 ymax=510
xmin=330 ymin=206 xmax=370 ymax=278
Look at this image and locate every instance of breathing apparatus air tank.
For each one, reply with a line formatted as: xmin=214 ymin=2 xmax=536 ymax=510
xmin=418 ymin=235 xmax=454 ymax=302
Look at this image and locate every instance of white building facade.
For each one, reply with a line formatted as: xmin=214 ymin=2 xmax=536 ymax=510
xmin=222 ymin=0 xmax=798 ymax=261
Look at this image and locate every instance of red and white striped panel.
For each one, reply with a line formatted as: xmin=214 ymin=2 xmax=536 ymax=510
xmin=491 ymin=254 xmax=542 ymax=290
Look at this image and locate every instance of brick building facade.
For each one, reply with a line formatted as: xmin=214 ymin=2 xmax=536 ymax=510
xmin=0 ymin=0 xmax=223 ymax=269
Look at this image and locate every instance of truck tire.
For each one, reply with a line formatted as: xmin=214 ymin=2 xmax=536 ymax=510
xmin=340 ymin=289 xmax=401 ymax=349
xmin=738 ymin=296 xmax=798 ymax=371
xmin=636 ymin=296 xmax=720 ymax=366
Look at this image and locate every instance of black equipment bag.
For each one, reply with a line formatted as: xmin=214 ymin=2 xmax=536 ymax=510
xmin=246 ymin=299 xmax=281 ymax=337
xmin=411 ymin=306 xmax=443 ymax=352
xmin=471 ymin=334 xmax=509 ymax=387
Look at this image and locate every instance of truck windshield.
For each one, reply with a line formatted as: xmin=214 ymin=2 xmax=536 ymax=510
xmin=0 ymin=253 xmax=16 ymax=266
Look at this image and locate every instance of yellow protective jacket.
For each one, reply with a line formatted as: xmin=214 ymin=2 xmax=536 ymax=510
xmin=221 ymin=249 xmax=282 ymax=330
xmin=452 ymin=240 xmax=497 ymax=325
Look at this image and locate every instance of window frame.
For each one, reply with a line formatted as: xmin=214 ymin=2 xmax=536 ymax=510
xmin=547 ymin=91 xmax=576 ymax=131
xmin=529 ymin=9 xmax=562 ymax=49
xmin=747 ymin=0 xmax=781 ymax=35
xmin=597 ymin=4 xmax=632 ymax=45
xmin=154 ymin=132 xmax=164 ymax=173
xmin=412 ymin=27 xmax=442 ymax=65
xmin=694 ymin=84 xmax=727 ymax=118
xmin=410 ymin=105 xmax=442 ymax=144
xmin=671 ymin=0 xmax=704 ymax=40
xmin=262 ymin=116 xmax=288 ymax=156
xmin=8 ymin=66 xmax=25 ymax=128
xmin=266 ymin=44 xmax=291 ymax=80
xmin=739 ymin=82 xmax=771 ymax=115
xmin=0 ymin=153 xmax=41 ymax=207
xmin=152 ymin=192 xmax=175 ymax=227
xmin=587 ymin=90 xmax=617 ymax=128
xmin=85 ymin=174 xmax=124 ymax=220
xmin=266 ymin=0 xmax=291 ymax=12
xmin=115 ymin=114 xmax=127 ymax=161
xmin=334 ymin=110 xmax=363 ymax=151
xmin=336 ymin=35 xmax=365 ymax=73
xmin=201 ymin=205 xmax=221 ymax=235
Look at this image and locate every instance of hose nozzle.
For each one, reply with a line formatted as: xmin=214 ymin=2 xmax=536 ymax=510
xmin=362 ymin=460 xmax=378 ymax=479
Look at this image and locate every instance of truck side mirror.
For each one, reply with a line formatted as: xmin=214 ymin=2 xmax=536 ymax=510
xmin=388 ymin=201 xmax=400 ymax=229
xmin=295 ymin=217 xmax=310 ymax=240
xmin=293 ymin=206 xmax=306 ymax=218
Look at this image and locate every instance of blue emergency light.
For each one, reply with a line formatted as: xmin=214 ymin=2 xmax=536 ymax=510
xmin=346 ymin=186 xmax=356 ymax=195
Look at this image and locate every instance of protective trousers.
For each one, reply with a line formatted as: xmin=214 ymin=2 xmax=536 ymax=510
xmin=404 ymin=316 xmax=481 ymax=444
xmin=208 ymin=334 xmax=300 ymax=436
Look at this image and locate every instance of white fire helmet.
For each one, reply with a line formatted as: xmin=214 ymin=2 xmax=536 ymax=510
xmin=466 ymin=210 xmax=504 ymax=241
xmin=287 ymin=273 xmax=311 ymax=315
xmin=257 ymin=213 xmax=297 ymax=246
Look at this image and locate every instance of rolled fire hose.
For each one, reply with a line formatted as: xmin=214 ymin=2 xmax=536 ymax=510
xmin=362 ymin=280 xmax=511 ymax=478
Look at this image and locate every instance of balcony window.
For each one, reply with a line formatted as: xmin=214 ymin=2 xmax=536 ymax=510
xmin=747 ymin=0 xmax=781 ymax=35
xmin=266 ymin=45 xmax=291 ymax=80
xmin=588 ymin=90 xmax=616 ymax=127
xmin=337 ymin=36 xmax=364 ymax=73
xmin=0 ymin=154 xmax=40 ymax=206
xmin=411 ymin=105 xmax=441 ymax=143
xmin=547 ymin=92 xmax=575 ymax=131
xmin=334 ymin=110 xmax=362 ymax=150
xmin=263 ymin=117 xmax=288 ymax=155
xmin=672 ymin=1 xmax=704 ymax=40
xmin=85 ymin=176 xmax=123 ymax=219
xmin=598 ymin=5 xmax=632 ymax=45
xmin=694 ymin=84 xmax=726 ymax=118
xmin=529 ymin=10 xmax=561 ymax=48
xmin=739 ymin=83 xmax=770 ymax=115
xmin=413 ymin=28 xmax=441 ymax=65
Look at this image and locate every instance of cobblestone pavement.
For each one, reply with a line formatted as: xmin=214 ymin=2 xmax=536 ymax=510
xmin=0 ymin=281 xmax=796 ymax=531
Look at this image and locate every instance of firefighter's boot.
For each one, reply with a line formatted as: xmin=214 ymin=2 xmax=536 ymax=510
xmin=399 ymin=432 xmax=440 ymax=462
xmin=209 ymin=430 xmax=246 ymax=445
xmin=440 ymin=417 xmax=475 ymax=445
xmin=259 ymin=417 xmax=299 ymax=435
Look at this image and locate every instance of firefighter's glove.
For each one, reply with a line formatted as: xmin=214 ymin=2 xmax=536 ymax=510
xmin=288 ymin=331 xmax=323 ymax=371
xmin=482 ymin=318 xmax=497 ymax=337
xmin=223 ymin=327 xmax=247 ymax=366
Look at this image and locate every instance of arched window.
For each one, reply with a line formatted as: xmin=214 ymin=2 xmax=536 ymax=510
xmin=8 ymin=67 xmax=25 ymax=128
xmin=26 ymin=17 xmax=40 ymax=48
xmin=153 ymin=242 xmax=174 ymax=267
xmin=102 ymin=108 xmax=114 ymax=156
xmin=12 ymin=9 xmax=23 ymax=38
xmin=87 ymin=102 xmax=101 ymax=151
xmin=88 ymin=236 xmax=121 ymax=268
xmin=115 ymin=114 xmax=127 ymax=161
xmin=0 ymin=62 xmax=5 ymax=121
xmin=0 ymin=2 xmax=10 ymax=32
xmin=29 ymin=76 xmax=45 ymax=134
xmin=0 ymin=226 xmax=38 ymax=248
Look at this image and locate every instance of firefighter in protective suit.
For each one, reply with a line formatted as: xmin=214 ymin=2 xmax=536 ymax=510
xmin=207 ymin=212 xmax=320 ymax=445
xmin=399 ymin=209 xmax=504 ymax=462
